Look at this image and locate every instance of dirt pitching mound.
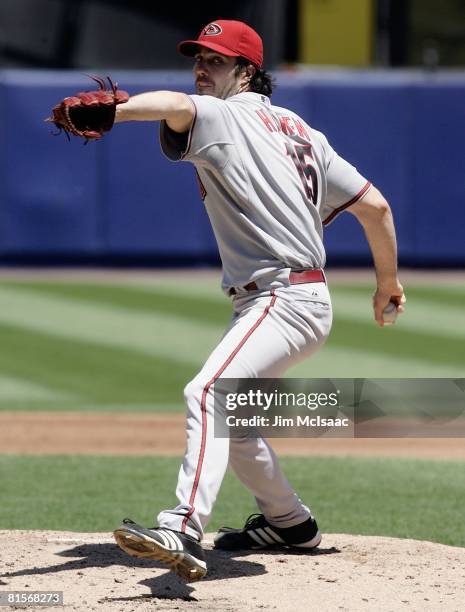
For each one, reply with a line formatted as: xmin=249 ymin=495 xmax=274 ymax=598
xmin=0 ymin=531 xmax=464 ymax=611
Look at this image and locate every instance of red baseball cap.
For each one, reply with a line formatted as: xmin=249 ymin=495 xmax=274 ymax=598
xmin=178 ymin=20 xmax=263 ymax=68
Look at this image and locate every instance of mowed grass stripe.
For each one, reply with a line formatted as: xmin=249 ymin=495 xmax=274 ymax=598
xmin=1 ymin=280 xmax=463 ymax=345
xmin=287 ymin=344 xmax=465 ymax=377
xmin=0 ymin=323 xmax=195 ymax=405
xmin=0 ymin=281 xmax=231 ymax=326
xmin=5 ymin=280 xmax=465 ymax=330
xmin=334 ymin=284 xmax=465 ymax=309
xmin=0 ymin=375 xmax=75 ymax=402
xmin=330 ymin=291 xmax=465 ymax=339
xmin=0 ymin=283 xmax=463 ymax=373
xmin=125 ymin=276 xmax=225 ymax=298
xmin=0 ymin=287 xmax=224 ymax=366
xmin=327 ymin=318 xmax=464 ymax=367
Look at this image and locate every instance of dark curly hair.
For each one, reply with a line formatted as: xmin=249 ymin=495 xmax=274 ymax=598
xmin=235 ymin=57 xmax=275 ymax=97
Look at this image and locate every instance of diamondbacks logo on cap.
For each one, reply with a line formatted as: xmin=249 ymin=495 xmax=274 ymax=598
xmin=203 ymin=23 xmax=222 ymax=36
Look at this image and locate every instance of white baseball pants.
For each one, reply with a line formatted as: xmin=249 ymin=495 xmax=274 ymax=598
xmin=157 ymin=281 xmax=332 ymax=540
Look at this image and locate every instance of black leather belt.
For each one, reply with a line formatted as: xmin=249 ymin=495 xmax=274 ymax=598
xmin=228 ymin=269 xmax=325 ymax=296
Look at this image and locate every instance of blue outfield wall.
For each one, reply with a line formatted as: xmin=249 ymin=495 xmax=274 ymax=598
xmin=0 ymin=69 xmax=464 ymax=265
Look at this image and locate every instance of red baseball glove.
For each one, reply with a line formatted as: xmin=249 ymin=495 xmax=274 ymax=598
xmin=46 ymin=75 xmax=129 ymax=142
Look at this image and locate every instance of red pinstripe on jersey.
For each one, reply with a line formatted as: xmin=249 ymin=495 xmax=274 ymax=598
xmin=181 ymin=291 xmax=278 ymax=533
xmin=322 ymin=181 xmax=372 ymax=226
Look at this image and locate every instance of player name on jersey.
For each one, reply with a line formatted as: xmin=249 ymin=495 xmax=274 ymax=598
xmin=255 ymin=108 xmax=311 ymax=140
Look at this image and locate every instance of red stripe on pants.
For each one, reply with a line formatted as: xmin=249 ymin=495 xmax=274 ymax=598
xmin=181 ymin=292 xmax=277 ymax=533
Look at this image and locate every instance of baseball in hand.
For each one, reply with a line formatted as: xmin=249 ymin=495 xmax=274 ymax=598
xmin=382 ymin=302 xmax=398 ymax=325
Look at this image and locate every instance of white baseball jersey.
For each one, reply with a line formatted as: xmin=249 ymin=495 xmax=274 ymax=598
xmin=156 ymin=90 xmax=372 ymax=543
xmin=160 ymin=92 xmax=370 ymax=292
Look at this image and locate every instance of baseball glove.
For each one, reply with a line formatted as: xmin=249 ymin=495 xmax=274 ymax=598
xmin=46 ymin=75 xmax=129 ymax=142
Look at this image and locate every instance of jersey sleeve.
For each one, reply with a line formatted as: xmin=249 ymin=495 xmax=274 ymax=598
xmin=159 ymin=94 xmax=232 ymax=163
xmin=318 ymin=134 xmax=372 ymax=226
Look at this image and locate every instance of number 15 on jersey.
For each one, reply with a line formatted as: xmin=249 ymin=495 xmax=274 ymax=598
xmin=285 ymin=142 xmax=319 ymax=207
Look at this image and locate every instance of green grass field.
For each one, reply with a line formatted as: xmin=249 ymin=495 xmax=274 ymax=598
xmin=1 ymin=454 xmax=464 ymax=547
xmin=0 ymin=274 xmax=464 ymax=547
xmin=0 ymin=276 xmax=463 ymax=411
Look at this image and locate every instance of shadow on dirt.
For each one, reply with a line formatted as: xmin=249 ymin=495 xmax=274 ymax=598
xmin=1 ymin=541 xmax=340 ymax=602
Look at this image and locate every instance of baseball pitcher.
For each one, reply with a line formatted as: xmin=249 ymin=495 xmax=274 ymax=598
xmin=49 ymin=19 xmax=405 ymax=582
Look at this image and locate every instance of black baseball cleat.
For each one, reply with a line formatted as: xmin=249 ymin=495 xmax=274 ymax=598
xmin=113 ymin=518 xmax=207 ymax=582
xmin=214 ymin=513 xmax=322 ymax=551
